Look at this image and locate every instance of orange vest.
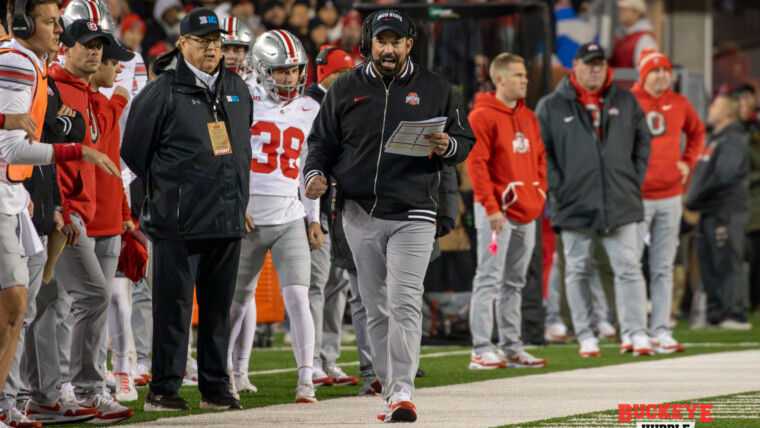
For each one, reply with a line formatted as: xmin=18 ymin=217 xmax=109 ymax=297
xmin=0 ymin=36 xmax=48 ymax=182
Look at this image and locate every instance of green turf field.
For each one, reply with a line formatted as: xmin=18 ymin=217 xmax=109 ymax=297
xmin=75 ymin=315 xmax=759 ymax=426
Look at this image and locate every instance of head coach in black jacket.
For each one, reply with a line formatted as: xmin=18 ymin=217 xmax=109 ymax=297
xmin=121 ymin=8 xmax=252 ymax=412
xmin=535 ymin=43 xmax=653 ymax=358
xmin=303 ymin=9 xmax=474 ymax=423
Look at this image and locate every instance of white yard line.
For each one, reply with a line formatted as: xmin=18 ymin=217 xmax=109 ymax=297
xmin=142 ymin=350 xmax=760 ymax=427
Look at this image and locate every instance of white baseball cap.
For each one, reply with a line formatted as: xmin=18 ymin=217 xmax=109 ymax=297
xmin=617 ymin=0 xmax=647 ymax=14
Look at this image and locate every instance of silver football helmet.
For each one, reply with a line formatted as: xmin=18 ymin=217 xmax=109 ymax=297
xmin=62 ymin=0 xmax=115 ymax=34
xmin=220 ymin=18 xmax=255 ymax=75
xmin=251 ymin=30 xmax=308 ymax=102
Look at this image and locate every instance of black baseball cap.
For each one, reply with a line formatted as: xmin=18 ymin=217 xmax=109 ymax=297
xmin=180 ymin=8 xmax=227 ymax=36
xmin=102 ymin=34 xmax=135 ymax=62
xmin=59 ymin=18 xmax=76 ymax=48
xmin=66 ymin=19 xmax=111 ymax=46
xmin=575 ymin=42 xmax=606 ymax=62
xmin=370 ymin=10 xmax=411 ymax=38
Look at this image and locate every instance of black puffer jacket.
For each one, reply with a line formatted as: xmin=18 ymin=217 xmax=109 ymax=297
xmin=536 ymin=75 xmax=651 ymax=231
xmin=121 ymin=50 xmax=253 ymax=240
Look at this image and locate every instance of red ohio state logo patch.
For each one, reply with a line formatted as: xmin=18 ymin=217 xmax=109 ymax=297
xmin=405 ymin=92 xmax=420 ymax=105
xmin=87 ymin=21 xmax=98 ymax=31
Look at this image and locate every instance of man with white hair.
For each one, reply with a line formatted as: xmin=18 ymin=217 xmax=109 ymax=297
xmin=610 ymin=0 xmax=657 ymax=68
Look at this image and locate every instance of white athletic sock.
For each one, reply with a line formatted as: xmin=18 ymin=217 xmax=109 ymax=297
xmin=282 ymin=285 xmax=314 ymax=385
xmin=228 ymin=299 xmax=249 ymax=372
xmin=109 ymin=278 xmax=132 ymax=373
xmin=233 ymin=299 xmax=257 ymax=374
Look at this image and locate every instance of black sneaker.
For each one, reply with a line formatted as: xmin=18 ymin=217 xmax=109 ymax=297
xmin=199 ymin=394 xmax=243 ymax=410
xmin=144 ymin=391 xmax=190 ymax=411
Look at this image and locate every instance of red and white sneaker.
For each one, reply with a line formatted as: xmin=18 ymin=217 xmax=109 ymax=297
xmin=114 ymin=373 xmax=139 ymax=402
xmin=182 ymin=361 xmax=199 ymax=386
xmin=376 ymin=400 xmax=390 ymax=421
xmin=620 ymin=335 xmax=633 ymax=354
xmin=134 ymin=362 xmax=151 ymax=385
xmin=579 ymin=338 xmax=601 ymax=358
xmin=505 ymin=350 xmax=547 ymax=368
xmin=0 ymin=407 xmax=42 ymax=428
xmin=77 ymin=392 xmax=134 ymax=424
xmin=468 ymin=351 xmax=506 ymax=369
xmin=311 ymin=368 xmax=334 ymax=387
xmin=544 ymin=323 xmax=568 ymax=341
xmin=596 ymin=321 xmax=617 ymax=339
xmin=632 ymin=335 xmax=655 ymax=356
xmin=25 ymin=398 xmax=97 ymax=424
xmin=652 ymin=335 xmax=685 ymax=354
xmin=384 ymin=392 xmax=417 ymax=423
xmin=294 ymin=382 xmax=317 ymax=403
xmin=324 ymin=366 xmax=359 ymax=386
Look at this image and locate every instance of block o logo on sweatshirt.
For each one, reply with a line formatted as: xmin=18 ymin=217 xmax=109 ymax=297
xmin=512 ymin=132 xmax=530 ymax=154
xmin=405 ymin=92 xmax=420 ymax=105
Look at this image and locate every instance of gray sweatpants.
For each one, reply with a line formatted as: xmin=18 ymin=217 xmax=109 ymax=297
xmin=130 ymin=278 xmax=153 ymax=369
xmin=469 ymin=203 xmax=535 ymax=355
xmin=638 ymin=195 xmax=682 ymax=337
xmin=93 ymin=236 xmax=125 ymax=375
xmin=544 ymin=248 xmax=610 ymax=328
xmin=0 ymin=236 xmax=47 ymax=411
xmin=308 ymin=229 xmax=349 ymax=368
xmin=562 ymin=223 xmax=647 ymax=342
xmin=52 ymin=214 xmax=114 ymax=397
xmin=343 ymin=200 xmax=434 ymax=400
xmin=347 ymin=270 xmax=373 ymax=372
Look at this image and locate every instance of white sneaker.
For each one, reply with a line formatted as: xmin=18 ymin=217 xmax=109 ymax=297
xmin=324 ymin=365 xmax=359 ymax=386
xmin=632 ymin=334 xmax=655 ymax=356
xmin=468 ymin=351 xmax=506 ymax=369
xmin=311 ymin=367 xmax=333 ymax=386
xmin=384 ymin=392 xmax=417 ymax=423
xmin=103 ymin=371 xmax=116 ymax=393
xmin=376 ymin=400 xmax=390 ymax=421
xmin=596 ymin=321 xmax=617 ymax=339
xmin=505 ymin=350 xmax=547 ymax=368
xmin=233 ymin=371 xmax=258 ymax=393
xmin=294 ymin=382 xmax=317 ymax=403
xmin=183 ymin=361 xmax=198 ymax=386
xmin=620 ymin=334 xmax=633 ymax=354
xmin=0 ymin=407 xmax=42 ymax=428
xmin=134 ymin=362 xmax=152 ymax=383
xmin=113 ymin=372 xmax=138 ymax=402
xmin=25 ymin=398 xmax=97 ymax=424
xmin=77 ymin=392 xmax=134 ymax=424
xmin=60 ymin=382 xmax=75 ymax=401
xmin=578 ymin=337 xmax=600 ymax=357
xmin=718 ymin=319 xmax=752 ymax=330
xmin=652 ymin=334 xmax=685 ymax=354
xmin=544 ymin=323 xmax=568 ymax=341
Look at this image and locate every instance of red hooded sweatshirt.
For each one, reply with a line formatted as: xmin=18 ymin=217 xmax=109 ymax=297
xmin=87 ymin=91 xmax=130 ymax=236
xmin=467 ymin=92 xmax=547 ymax=223
xmin=631 ymin=83 xmax=705 ymax=200
xmin=49 ymin=63 xmax=100 ymax=225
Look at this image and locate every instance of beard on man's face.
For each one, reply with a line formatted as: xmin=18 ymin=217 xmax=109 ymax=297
xmin=373 ymin=52 xmax=404 ymax=77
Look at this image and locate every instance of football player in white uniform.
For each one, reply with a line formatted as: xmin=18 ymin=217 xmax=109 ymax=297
xmin=227 ymin=29 xmax=322 ymax=404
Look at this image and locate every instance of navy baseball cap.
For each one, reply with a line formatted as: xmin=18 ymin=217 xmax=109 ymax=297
xmin=575 ymin=42 xmax=606 ymax=62
xmin=59 ymin=18 xmax=76 ymax=48
xmin=102 ymin=34 xmax=135 ymax=62
xmin=67 ymin=19 xmax=111 ymax=46
xmin=370 ymin=10 xmax=411 ymax=38
xmin=180 ymin=8 xmax=228 ymax=36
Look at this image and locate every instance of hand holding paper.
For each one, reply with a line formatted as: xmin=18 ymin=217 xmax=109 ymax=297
xmin=384 ymin=117 xmax=447 ymax=157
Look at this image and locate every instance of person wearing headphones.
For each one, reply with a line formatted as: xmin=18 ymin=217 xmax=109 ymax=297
xmin=303 ymin=9 xmax=475 ymax=423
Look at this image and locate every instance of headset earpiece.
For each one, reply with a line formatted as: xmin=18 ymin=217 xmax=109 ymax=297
xmin=316 ymin=46 xmax=350 ymax=66
xmin=12 ymin=0 xmax=35 ymax=40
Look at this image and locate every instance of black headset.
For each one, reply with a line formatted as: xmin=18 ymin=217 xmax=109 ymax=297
xmin=316 ymin=46 xmax=351 ymax=66
xmin=359 ymin=9 xmax=417 ymax=59
xmin=11 ymin=0 xmax=35 ymax=40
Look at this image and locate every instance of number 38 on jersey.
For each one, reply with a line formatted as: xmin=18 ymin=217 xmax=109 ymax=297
xmin=251 ymin=121 xmax=304 ymax=179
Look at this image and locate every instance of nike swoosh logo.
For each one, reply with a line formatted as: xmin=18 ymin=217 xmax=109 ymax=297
xmin=662 ymin=105 xmax=673 ymax=110
xmin=564 ymin=116 xmax=574 ymax=123
xmin=354 ymin=95 xmax=370 ymax=102
xmin=302 ymin=107 xmax=312 ymax=111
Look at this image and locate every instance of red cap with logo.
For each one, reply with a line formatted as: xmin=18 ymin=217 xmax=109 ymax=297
xmin=317 ymin=47 xmax=355 ymax=83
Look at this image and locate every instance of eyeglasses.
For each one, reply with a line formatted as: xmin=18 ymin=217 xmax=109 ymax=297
xmin=186 ymin=36 xmax=222 ymax=49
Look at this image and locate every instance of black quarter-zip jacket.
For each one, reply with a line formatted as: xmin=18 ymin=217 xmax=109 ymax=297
xmin=303 ymin=60 xmax=475 ymax=224
xmin=121 ymin=49 xmax=253 ymax=241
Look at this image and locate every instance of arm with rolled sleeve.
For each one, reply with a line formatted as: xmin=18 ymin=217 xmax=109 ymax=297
xmin=631 ymin=98 xmax=652 ymax=185
xmin=303 ymin=79 xmax=343 ymax=187
xmin=439 ymin=86 xmax=475 ymax=165
xmin=120 ymin=78 xmax=165 ymax=181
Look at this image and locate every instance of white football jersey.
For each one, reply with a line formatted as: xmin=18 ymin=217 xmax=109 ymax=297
xmin=247 ymin=77 xmax=320 ymax=225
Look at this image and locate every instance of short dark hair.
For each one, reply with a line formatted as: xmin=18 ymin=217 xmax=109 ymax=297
xmin=8 ymin=0 xmax=61 ymax=21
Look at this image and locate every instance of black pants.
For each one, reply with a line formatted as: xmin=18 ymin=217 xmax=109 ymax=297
xmin=747 ymin=231 xmax=760 ymax=312
xmin=150 ymin=237 xmax=242 ymax=397
xmin=695 ymin=212 xmax=749 ymax=324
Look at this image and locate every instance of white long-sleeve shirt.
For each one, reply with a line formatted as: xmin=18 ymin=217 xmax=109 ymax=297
xmin=0 ymin=38 xmax=54 ymax=215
